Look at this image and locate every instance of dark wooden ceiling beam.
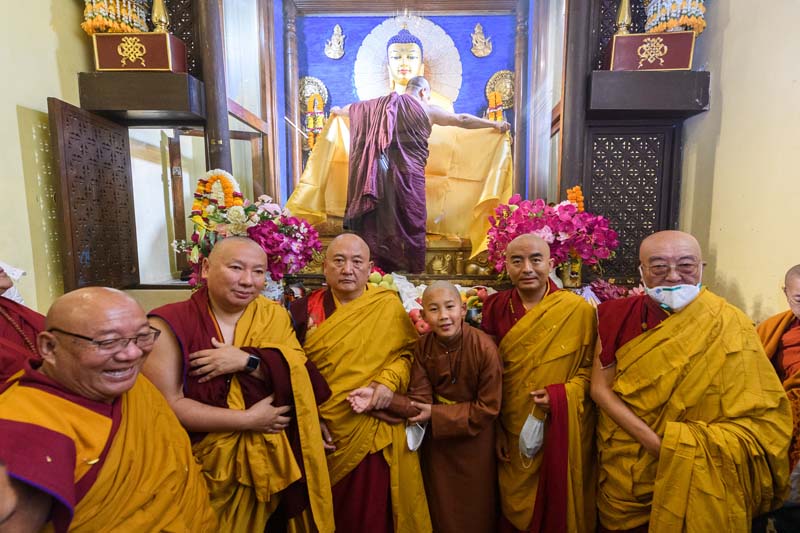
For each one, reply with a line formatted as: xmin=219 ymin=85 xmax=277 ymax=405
xmin=293 ymin=0 xmax=516 ymax=15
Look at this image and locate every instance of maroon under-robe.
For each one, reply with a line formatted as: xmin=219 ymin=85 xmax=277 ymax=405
xmin=149 ymin=286 xmax=331 ymax=524
xmin=0 ymin=296 xmax=44 ymax=380
xmin=597 ymin=294 xmax=668 ymax=368
xmin=344 ymin=92 xmax=432 ymax=273
xmin=481 ymin=280 xmax=559 ymax=343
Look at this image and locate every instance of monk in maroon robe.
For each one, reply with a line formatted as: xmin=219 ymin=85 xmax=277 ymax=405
xmin=332 ymin=76 xmax=509 ymax=273
xmin=0 ymin=269 xmax=43 ymax=380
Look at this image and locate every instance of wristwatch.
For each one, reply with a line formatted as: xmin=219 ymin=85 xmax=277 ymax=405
xmin=245 ymin=354 xmax=260 ymax=373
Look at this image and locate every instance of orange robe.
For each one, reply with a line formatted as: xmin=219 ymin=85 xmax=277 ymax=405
xmin=291 ymin=287 xmax=432 ymax=533
xmin=483 ymin=287 xmax=597 ymax=532
xmin=0 ymin=364 xmax=217 ymax=532
xmin=757 ymin=310 xmax=800 ymax=469
xmin=597 ymin=290 xmax=792 ymax=532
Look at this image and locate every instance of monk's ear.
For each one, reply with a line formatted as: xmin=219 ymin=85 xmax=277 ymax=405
xmin=37 ymin=331 xmax=58 ymax=364
xmin=200 ymin=257 xmax=211 ymax=279
xmin=548 ymin=258 xmax=555 ymax=272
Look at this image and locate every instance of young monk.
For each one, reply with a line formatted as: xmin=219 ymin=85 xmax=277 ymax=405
xmin=347 ymin=280 xmax=503 ymax=533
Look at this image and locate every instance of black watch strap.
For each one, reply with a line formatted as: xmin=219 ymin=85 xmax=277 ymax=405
xmin=245 ymin=354 xmax=260 ymax=372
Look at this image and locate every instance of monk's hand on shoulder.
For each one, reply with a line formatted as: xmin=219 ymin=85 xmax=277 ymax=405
xmin=347 ymin=387 xmax=375 ymax=413
xmin=188 ymin=337 xmax=249 ymax=383
xmin=407 ymin=402 xmax=431 ymax=424
xmin=369 ymin=383 xmax=394 ymax=410
xmin=530 ymin=389 xmax=550 ymax=413
xmin=495 ymin=121 xmax=511 ymax=133
xmin=247 ymin=394 xmax=292 ymax=433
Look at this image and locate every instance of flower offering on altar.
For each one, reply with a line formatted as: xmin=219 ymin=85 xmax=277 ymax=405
xmin=174 ymin=169 xmax=322 ymax=286
xmin=486 ymin=186 xmax=619 ymax=275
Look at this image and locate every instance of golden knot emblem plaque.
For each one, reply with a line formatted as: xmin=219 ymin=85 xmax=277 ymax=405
xmin=117 ymin=36 xmax=147 ymax=67
xmin=637 ymin=37 xmax=668 ymax=68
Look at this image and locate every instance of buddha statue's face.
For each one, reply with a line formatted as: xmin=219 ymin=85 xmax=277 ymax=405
xmin=387 ymin=43 xmax=423 ymax=87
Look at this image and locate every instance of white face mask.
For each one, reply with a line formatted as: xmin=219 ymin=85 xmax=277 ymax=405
xmin=518 ymin=413 xmax=545 ymax=459
xmin=406 ymin=422 xmax=426 ymax=451
xmin=640 ymin=266 xmax=702 ymax=312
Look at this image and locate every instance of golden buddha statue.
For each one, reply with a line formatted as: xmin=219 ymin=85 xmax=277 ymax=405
xmin=286 ymin=25 xmax=513 ymax=263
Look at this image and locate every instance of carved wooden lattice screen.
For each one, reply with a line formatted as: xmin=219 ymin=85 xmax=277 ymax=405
xmin=585 ymin=126 xmax=678 ymax=281
xmin=47 ymin=98 xmax=139 ymax=290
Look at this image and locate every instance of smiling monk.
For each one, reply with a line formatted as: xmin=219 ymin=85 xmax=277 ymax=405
xmin=0 ymin=288 xmax=216 ymax=532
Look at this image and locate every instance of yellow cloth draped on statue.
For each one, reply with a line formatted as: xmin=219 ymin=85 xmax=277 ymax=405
xmin=497 ymin=291 xmax=597 ymax=532
xmin=302 ymin=287 xmax=432 ymax=533
xmin=192 ymin=298 xmax=334 ymax=533
xmin=286 ymin=116 xmax=513 ymax=257
xmin=597 ymin=290 xmax=792 ymax=532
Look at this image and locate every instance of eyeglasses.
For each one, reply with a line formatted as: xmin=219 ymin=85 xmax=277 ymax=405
xmin=48 ymin=326 xmax=161 ymax=352
xmin=642 ymin=262 xmax=701 ymax=277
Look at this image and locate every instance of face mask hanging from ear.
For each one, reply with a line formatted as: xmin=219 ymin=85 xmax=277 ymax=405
xmin=518 ymin=412 xmax=546 ymax=459
xmin=406 ymin=422 xmax=426 ymax=451
xmin=639 ymin=266 xmax=703 ymax=312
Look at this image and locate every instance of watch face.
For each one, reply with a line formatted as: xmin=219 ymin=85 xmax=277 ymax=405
xmin=247 ymin=355 xmax=260 ymax=371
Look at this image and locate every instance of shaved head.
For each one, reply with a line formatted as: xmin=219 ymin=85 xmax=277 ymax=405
xmin=46 ymin=287 xmax=141 ymax=331
xmin=422 ymin=280 xmax=461 ymax=306
xmin=639 ymin=231 xmax=702 ymax=264
xmin=785 ymin=264 xmax=800 ymax=286
xmin=324 ymin=233 xmax=372 ymax=304
xmin=326 ymin=233 xmax=370 ymax=261
xmin=505 ymin=233 xmax=551 ymax=261
xmin=39 ymin=287 xmax=151 ymax=403
xmin=208 ymin=236 xmax=266 ymax=263
xmin=406 ymin=76 xmax=430 ymax=93
xmin=639 ymin=230 xmax=703 ymax=287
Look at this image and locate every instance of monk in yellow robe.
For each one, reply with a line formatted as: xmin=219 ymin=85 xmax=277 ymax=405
xmin=0 ymin=287 xmax=216 ymax=532
xmin=758 ymin=264 xmax=800 ymax=484
xmin=289 ymin=233 xmax=432 ymax=533
xmin=286 ymin=28 xmax=514 ymax=265
xmin=480 ymin=234 xmax=597 ymax=533
xmin=591 ymin=230 xmax=792 ymax=532
xmin=145 ymin=237 xmax=334 ymax=533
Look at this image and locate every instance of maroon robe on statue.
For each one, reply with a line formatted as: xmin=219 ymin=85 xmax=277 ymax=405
xmin=0 ymin=296 xmax=44 ymax=380
xmin=344 ymin=92 xmax=432 ymax=273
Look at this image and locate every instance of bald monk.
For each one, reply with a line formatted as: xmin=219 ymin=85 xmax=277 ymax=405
xmin=289 ymin=233 xmax=432 ymax=532
xmin=758 ymin=265 xmax=800 ymax=475
xmin=347 ymin=281 xmax=503 ymax=533
xmin=0 ymin=288 xmax=216 ymax=532
xmin=330 ymin=76 xmax=510 ymax=273
xmin=481 ymin=233 xmax=597 ymax=532
xmin=0 ymin=265 xmax=44 ymax=380
xmin=145 ymin=237 xmax=334 ymax=532
xmin=591 ymin=230 xmax=792 ymax=532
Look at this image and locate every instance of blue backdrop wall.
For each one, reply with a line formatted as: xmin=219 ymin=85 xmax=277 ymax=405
xmin=296 ymin=14 xmax=516 ymax=117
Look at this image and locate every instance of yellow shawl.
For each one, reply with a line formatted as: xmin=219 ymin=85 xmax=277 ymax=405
xmin=192 ymin=297 xmax=334 ymax=533
xmin=302 ymin=287 xmax=432 ymax=533
xmin=497 ymin=290 xmax=597 ymax=532
xmin=597 ymin=289 xmax=792 ymax=532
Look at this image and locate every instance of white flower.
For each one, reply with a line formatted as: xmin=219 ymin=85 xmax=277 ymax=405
xmin=226 ymin=205 xmax=247 ymax=225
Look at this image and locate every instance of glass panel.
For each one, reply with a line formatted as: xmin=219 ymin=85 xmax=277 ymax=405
xmin=229 ymin=114 xmax=261 ymax=200
xmin=223 ymin=0 xmax=262 ymax=117
xmin=548 ymin=0 xmax=567 ymax=110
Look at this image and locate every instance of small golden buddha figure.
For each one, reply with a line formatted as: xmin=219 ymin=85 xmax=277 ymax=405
xmin=325 ymin=24 xmax=345 ymax=60
xmin=471 ymin=23 xmax=492 ymax=57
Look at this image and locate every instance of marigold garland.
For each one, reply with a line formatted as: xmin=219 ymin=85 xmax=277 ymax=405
xmin=566 ymin=185 xmax=585 ymax=212
xmin=305 ymin=94 xmax=325 ymax=150
xmin=190 ymin=169 xmax=243 ymax=228
xmin=645 ymin=0 xmax=706 ymax=35
xmin=487 ymin=91 xmax=504 ymax=122
xmin=81 ymin=0 xmax=150 ymax=35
